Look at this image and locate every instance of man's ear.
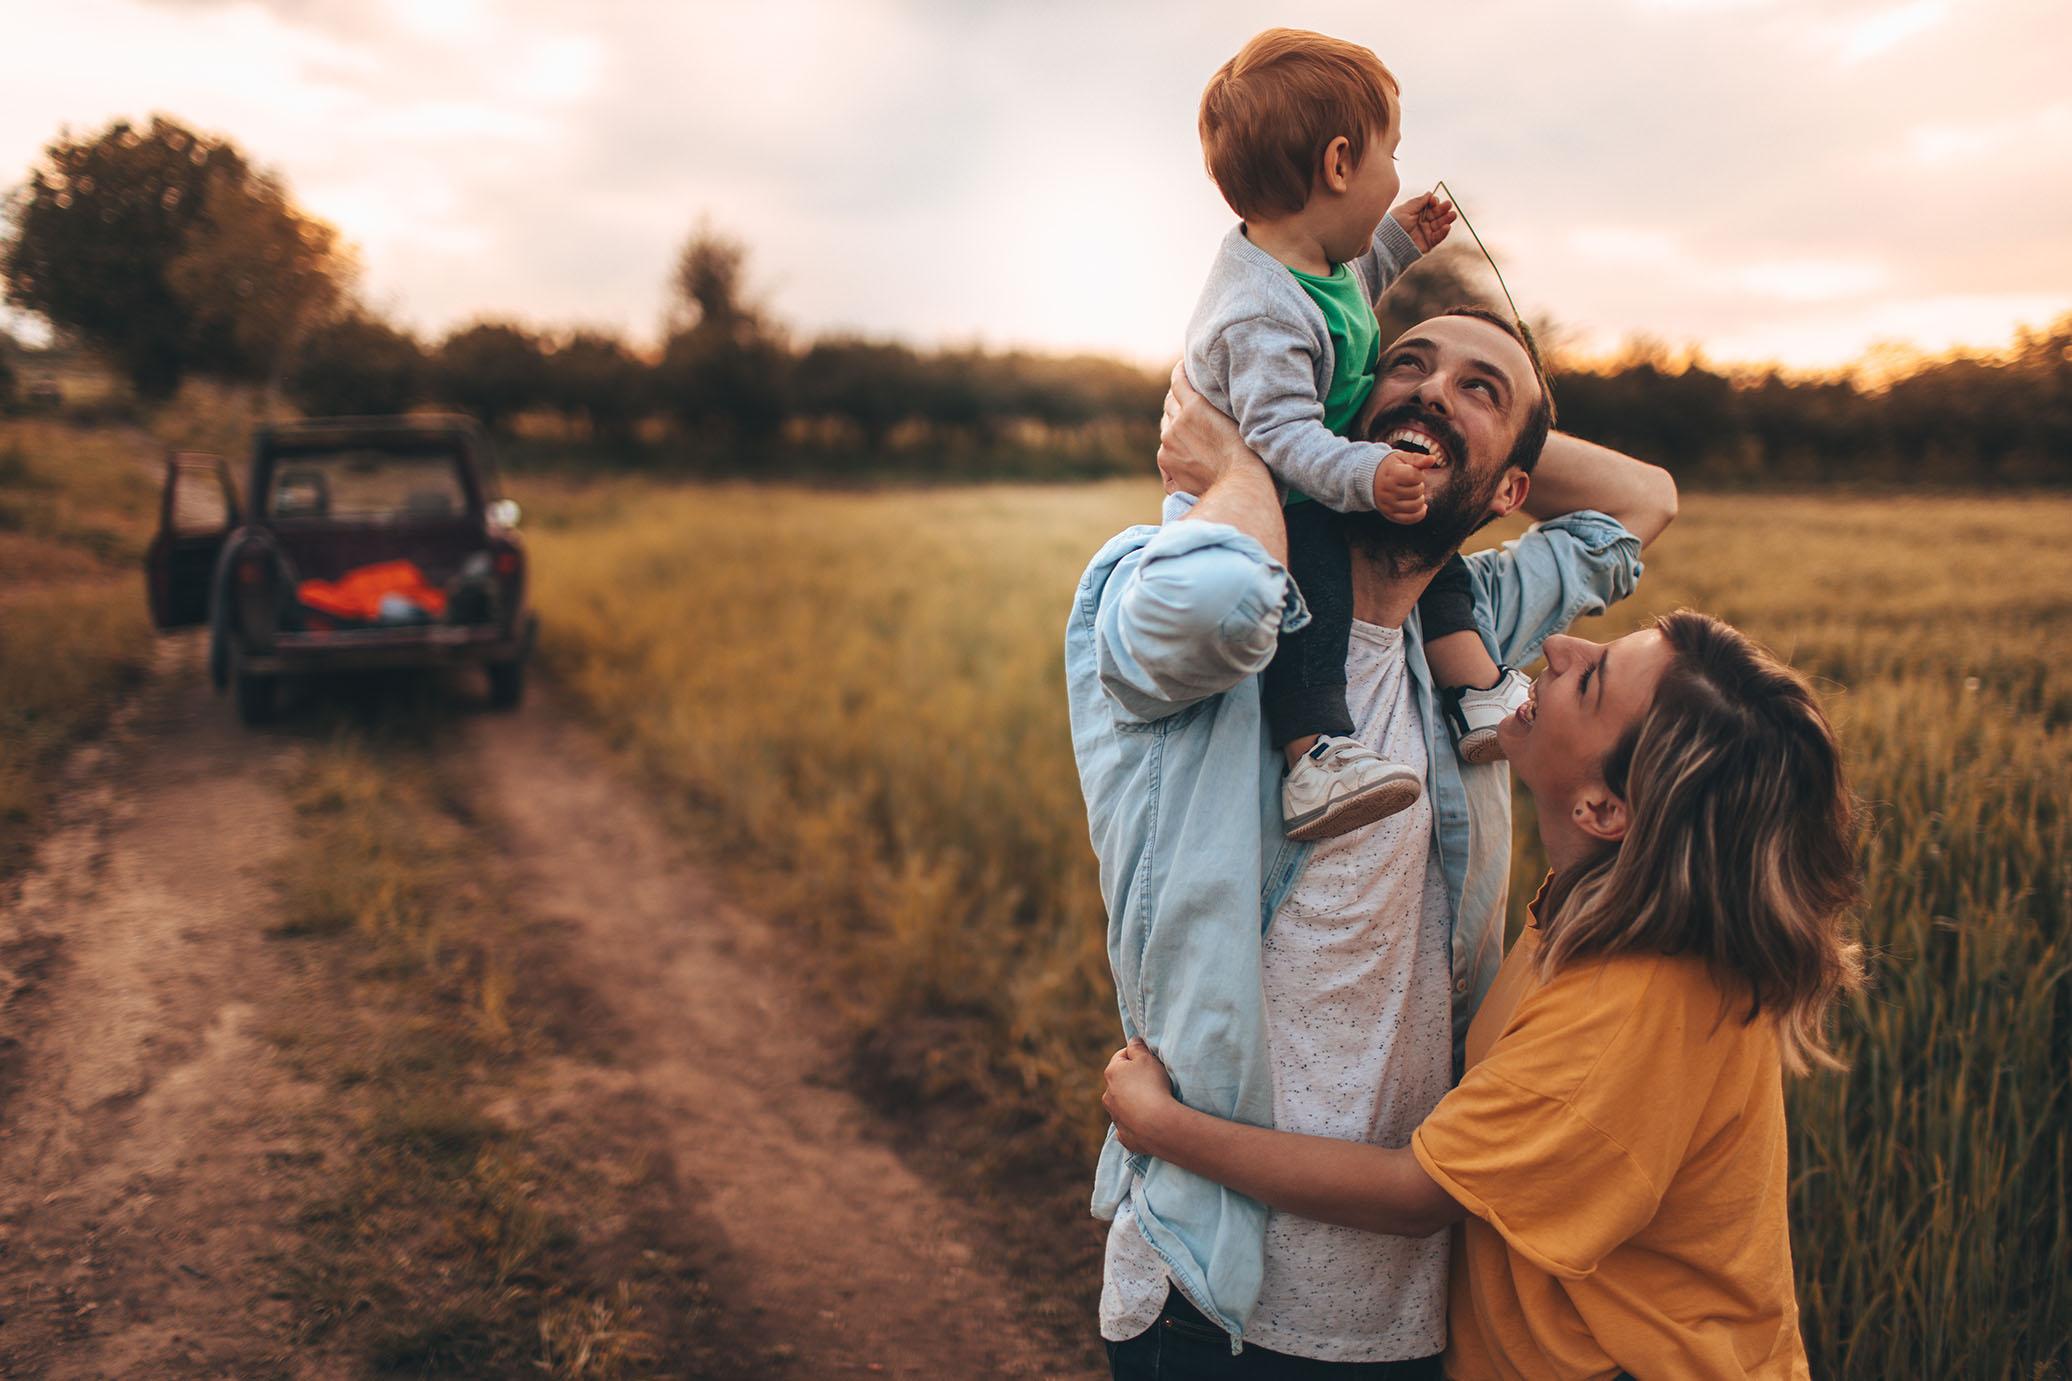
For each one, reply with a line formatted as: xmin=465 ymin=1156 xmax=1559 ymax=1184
xmin=1571 ymin=785 xmax=1630 ymax=845
xmin=1488 ymin=468 xmax=1530 ymax=521
xmin=1319 ymin=135 xmax=1354 ymax=194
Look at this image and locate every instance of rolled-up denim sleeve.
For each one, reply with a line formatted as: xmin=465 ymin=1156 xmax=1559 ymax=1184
xmin=1467 ymin=509 xmax=1643 ymax=670
xmin=1096 ymin=516 xmax=1309 ymax=723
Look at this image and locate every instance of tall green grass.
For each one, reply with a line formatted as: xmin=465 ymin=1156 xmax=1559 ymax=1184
xmin=1568 ymin=498 xmax=2071 ymax=1378
xmin=523 ymin=481 xmax=2067 ymax=1376
xmin=521 ymin=478 xmax=1122 ymax=1153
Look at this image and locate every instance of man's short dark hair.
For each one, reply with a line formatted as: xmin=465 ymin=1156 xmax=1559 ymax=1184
xmin=1436 ymin=304 xmax=1556 ymax=475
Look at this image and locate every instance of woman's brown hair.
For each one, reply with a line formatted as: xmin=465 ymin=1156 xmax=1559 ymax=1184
xmin=1539 ymin=610 xmax=1866 ymax=1073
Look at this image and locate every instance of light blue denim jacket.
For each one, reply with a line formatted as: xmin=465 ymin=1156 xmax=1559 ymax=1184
xmin=1064 ymin=493 xmax=1643 ymax=1346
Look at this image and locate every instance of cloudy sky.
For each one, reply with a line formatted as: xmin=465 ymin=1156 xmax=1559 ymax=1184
xmin=3 ymin=0 xmax=2067 ymax=368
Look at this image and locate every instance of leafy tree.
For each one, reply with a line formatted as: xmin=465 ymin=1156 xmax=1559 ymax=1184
xmin=990 ymin=350 xmax=1164 ymax=428
xmin=794 ymin=337 xmax=921 ymax=446
xmin=167 ymin=170 xmax=343 ymax=387
xmin=655 ymin=325 xmax=791 ymax=444
xmin=288 ymin=310 xmax=425 ymax=417
xmin=1 ymin=116 xmax=346 ymax=399
xmin=547 ymin=330 xmax=645 ymax=442
xmin=668 ymin=222 xmax=760 ymax=340
xmin=657 ymin=221 xmax=791 ymax=443
xmin=1375 ymin=242 xmax=1503 ymax=347
xmin=432 ymin=321 xmax=548 ymax=433
xmin=913 ymin=347 xmax=992 ymax=432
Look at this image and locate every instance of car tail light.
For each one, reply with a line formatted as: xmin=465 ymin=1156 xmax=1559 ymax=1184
xmin=494 ymin=550 xmax=521 ymax=578
xmin=232 ymin=547 xmax=279 ymax=644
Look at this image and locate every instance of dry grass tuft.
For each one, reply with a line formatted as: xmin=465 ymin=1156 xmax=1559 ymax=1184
xmin=0 ymin=420 xmax=160 ymax=871
xmin=267 ymin=732 xmax=701 ymax=1380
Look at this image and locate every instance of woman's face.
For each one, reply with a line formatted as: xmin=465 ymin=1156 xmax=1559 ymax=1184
xmin=1502 ymin=628 xmax=1675 ymax=822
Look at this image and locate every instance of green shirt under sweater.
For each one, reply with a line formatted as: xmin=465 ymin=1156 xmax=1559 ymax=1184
xmin=1288 ymin=260 xmax=1381 ymax=433
xmin=1284 ymin=261 xmax=1380 ymax=503
xmin=1180 ymin=216 xmax=1421 ymax=515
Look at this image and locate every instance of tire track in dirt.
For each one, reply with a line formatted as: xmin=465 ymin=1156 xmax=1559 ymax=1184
xmin=0 ymin=636 xmax=352 ymax=1379
xmin=457 ymin=694 xmax=1103 ymax=1380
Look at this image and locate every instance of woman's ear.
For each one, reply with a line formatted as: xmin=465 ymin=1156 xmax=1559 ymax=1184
xmin=1571 ymin=786 xmax=1631 ymax=845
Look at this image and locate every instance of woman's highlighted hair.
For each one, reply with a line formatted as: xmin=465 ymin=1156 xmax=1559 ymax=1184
xmin=1540 ymin=610 xmax=1866 ymax=1074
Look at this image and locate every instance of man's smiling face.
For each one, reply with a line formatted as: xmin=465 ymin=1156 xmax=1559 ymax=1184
xmin=1344 ymin=313 xmax=1546 ymax=566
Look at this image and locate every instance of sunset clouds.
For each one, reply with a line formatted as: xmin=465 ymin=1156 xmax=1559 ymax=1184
xmin=2 ymin=0 xmax=2065 ymax=368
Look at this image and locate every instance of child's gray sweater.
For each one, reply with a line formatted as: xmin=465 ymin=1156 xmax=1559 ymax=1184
xmin=1183 ymin=217 xmax=1423 ymax=513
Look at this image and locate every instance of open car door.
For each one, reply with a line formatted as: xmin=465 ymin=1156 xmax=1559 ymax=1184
xmin=144 ymin=452 xmax=239 ymax=630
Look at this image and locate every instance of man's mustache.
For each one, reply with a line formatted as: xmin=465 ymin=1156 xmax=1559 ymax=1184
xmin=1364 ymin=401 xmax=1468 ymax=472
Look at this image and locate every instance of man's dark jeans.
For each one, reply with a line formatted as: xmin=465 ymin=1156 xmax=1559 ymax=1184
xmin=1264 ymin=501 xmax=1483 ymax=749
xmin=1264 ymin=500 xmax=1357 ymax=747
xmin=1105 ymin=1286 xmax=1442 ymax=1380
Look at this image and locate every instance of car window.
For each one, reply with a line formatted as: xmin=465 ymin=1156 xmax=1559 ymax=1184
xmin=170 ymin=465 xmax=233 ymax=536
xmin=265 ymin=448 xmax=469 ymax=521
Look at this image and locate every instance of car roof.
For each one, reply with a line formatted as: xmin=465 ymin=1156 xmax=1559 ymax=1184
xmin=256 ymin=414 xmax=485 ymax=453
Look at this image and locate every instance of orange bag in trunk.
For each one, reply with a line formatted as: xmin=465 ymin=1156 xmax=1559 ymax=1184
xmin=296 ymin=560 xmax=448 ymax=622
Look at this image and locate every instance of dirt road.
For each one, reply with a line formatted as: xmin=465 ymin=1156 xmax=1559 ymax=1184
xmin=0 ymin=637 xmax=351 ymax=1378
xmin=0 ymin=637 xmax=1102 ymax=1377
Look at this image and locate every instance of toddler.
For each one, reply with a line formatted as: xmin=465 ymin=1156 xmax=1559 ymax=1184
xmin=1183 ymin=28 xmax=1533 ymax=841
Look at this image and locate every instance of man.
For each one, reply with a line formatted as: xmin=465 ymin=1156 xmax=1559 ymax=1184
xmin=1065 ymin=307 xmax=1678 ymax=1375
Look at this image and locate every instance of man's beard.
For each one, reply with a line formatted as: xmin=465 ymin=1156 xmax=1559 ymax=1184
xmin=1340 ymin=400 xmax=1502 ymax=572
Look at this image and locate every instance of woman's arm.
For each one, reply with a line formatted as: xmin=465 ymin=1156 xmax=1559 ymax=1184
xmin=1103 ymin=1040 xmax=1466 ymax=1238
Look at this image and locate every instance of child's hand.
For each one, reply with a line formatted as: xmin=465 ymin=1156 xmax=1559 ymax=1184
xmin=1390 ymin=192 xmax=1456 ymax=253
xmin=1376 ymin=451 xmax=1431 ymax=524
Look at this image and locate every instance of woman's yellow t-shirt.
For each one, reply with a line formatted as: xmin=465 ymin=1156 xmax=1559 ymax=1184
xmin=1410 ymin=909 xmax=1811 ymax=1380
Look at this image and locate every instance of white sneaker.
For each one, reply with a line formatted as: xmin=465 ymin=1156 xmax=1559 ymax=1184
xmin=1282 ymin=737 xmax=1423 ymax=842
xmin=1446 ymin=667 xmax=1534 ymax=765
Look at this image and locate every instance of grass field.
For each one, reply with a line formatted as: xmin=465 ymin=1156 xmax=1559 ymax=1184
xmin=2 ymin=408 xmax=2063 ymax=1373
xmin=0 ymin=419 xmax=158 ymax=871
xmin=0 ymin=386 xmax=265 ymax=875
xmin=518 ymin=477 xmax=2071 ymax=1379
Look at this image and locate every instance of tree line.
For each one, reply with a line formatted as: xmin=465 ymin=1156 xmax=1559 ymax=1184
xmin=1379 ymin=247 xmax=2072 ymax=488
xmin=0 ymin=117 xmax=1163 ymax=476
xmin=2 ymin=115 xmax=2067 ymax=485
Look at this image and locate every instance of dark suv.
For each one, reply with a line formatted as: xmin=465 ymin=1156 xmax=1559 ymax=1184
xmin=146 ymin=415 xmax=538 ymax=724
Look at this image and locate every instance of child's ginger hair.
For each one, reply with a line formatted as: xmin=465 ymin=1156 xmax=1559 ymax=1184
xmin=1199 ymin=29 xmax=1400 ymax=224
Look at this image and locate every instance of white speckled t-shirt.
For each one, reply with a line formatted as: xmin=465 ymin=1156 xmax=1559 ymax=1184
xmin=1101 ymin=617 xmax=1454 ymax=1361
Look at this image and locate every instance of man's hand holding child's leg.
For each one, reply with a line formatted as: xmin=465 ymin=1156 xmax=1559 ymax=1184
xmin=1158 ymin=363 xmax=1290 ymax=565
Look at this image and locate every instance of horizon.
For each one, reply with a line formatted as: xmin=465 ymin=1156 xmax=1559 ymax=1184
xmin=3 ymin=0 xmax=2068 ymax=373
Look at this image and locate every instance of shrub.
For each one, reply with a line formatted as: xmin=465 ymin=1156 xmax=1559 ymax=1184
xmin=290 ymin=312 xmax=426 ymax=418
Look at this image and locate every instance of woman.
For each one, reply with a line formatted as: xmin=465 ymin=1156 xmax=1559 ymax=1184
xmin=1103 ymin=610 xmax=1863 ymax=1380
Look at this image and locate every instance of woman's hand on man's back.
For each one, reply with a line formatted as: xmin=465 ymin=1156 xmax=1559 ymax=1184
xmin=1103 ymin=1039 xmax=1179 ymax=1156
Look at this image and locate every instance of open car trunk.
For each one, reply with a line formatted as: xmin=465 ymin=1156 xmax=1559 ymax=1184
xmin=252 ymin=424 xmax=501 ymax=629
xmin=268 ymin=518 xmax=487 ymax=588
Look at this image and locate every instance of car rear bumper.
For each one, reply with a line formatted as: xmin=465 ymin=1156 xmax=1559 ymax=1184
xmin=237 ymin=614 xmax=536 ymax=675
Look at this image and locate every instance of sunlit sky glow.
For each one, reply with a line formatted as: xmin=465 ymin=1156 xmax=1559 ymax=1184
xmin=3 ymin=0 xmax=2068 ymax=370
